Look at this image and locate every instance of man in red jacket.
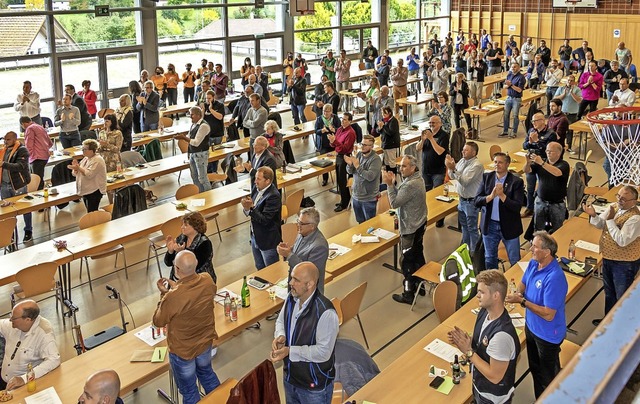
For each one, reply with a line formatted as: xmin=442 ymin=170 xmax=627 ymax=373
xmin=328 ymin=113 xmax=356 ymax=212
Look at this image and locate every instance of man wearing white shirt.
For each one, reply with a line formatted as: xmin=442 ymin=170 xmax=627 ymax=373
xmin=521 ymin=37 xmax=536 ymax=67
xmin=271 ymin=262 xmax=339 ymax=404
xmin=609 ymin=78 xmax=636 ymax=107
xmin=544 ymin=59 xmax=563 ymax=116
xmin=583 ymin=186 xmax=640 ymax=325
xmin=0 ymin=300 xmax=60 ymax=390
xmin=14 ymin=81 xmax=42 ymax=126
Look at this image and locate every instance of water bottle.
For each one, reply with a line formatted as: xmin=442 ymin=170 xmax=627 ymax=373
xmin=230 ymin=298 xmax=238 ymax=321
xmin=116 ymin=162 xmax=123 ymax=174
xmin=568 ymin=239 xmax=576 ymax=260
xmin=508 ymin=278 xmax=517 ymax=310
xmin=224 ymin=292 xmax=231 ymax=317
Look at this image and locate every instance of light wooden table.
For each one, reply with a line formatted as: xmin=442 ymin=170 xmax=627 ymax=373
xmin=200 ymin=378 xmax=238 ymax=403
xmin=396 ymin=92 xmax=435 ymax=126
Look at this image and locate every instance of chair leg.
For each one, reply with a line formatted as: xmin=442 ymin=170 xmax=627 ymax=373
xmin=122 ymin=249 xmax=129 ymax=279
xmin=84 ymin=257 xmax=93 ymax=291
xmin=356 ymin=314 xmax=369 ymax=349
xmin=410 ymin=281 xmax=426 ymax=311
xmin=146 ymin=243 xmax=153 ymax=272
xmin=214 ymin=217 xmax=222 ymax=242
xmin=155 ymin=247 xmax=162 ymax=278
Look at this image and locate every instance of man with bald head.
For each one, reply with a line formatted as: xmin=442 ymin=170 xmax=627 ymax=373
xmin=272 ymin=262 xmax=339 ymax=404
xmin=153 ymin=250 xmax=220 ymax=404
xmin=0 ymin=131 xmax=32 ymax=242
xmin=0 ymin=299 xmax=60 ymax=390
xmin=78 ymin=369 xmax=123 ymax=404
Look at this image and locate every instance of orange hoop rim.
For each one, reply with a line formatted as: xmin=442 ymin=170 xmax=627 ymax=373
xmin=586 ymin=107 xmax=640 ymax=126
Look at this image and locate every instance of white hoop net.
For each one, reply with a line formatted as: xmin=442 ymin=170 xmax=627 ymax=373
xmin=587 ymin=108 xmax=640 ymax=186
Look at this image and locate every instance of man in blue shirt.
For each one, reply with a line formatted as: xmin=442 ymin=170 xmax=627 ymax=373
xmin=500 ymin=63 xmax=526 ymax=139
xmin=506 ymin=231 xmax=567 ymax=399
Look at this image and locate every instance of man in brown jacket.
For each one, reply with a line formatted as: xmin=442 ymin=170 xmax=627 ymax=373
xmin=153 ymin=250 xmax=219 ymax=404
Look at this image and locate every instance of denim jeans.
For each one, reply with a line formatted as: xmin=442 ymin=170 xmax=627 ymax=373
xmin=141 ymin=120 xmax=158 ymax=133
xmin=602 ymin=258 xmax=640 ymax=314
xmin=458 ymin=199 xmax=480 ymax=251
xmin=251 ymin=235 xmax=279 ymax=270
xmin=59 ymin=132 xmax=81 ymax=149
xmin=291 ymin=104 xmax=307 ymax=125
xmin=503 ymin=96 xmax=522 ymax=136
xmin=189 ymin=150 xmax=212 ymax=193
xmin=482 ymin=220 xmax=521 ymax=270
xmin=603 ymin=156 xmax=611 ymax=182
xmin=1 ymin=185 xmax=31 ymax=233
xmin=525 ymin=172 xmax=537 ymax=210
xmin=169 ymin=346 xmax=221 ymax=404
xmin=525 ymin=325 xmax=561 ymax=399
xmin=533 ymin=197 xmax=566 ymax=233
xmin=365 ymin=62 xmax=375 ymax=69
xmin=422 ymin=172 xmax=445 ymax=192
xmin=352 ymin=198 xmax=377 ymax=223
xmin=284 ymin=380 xmax=334 ymax=404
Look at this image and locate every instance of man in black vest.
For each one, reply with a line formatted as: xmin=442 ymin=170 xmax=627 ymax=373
xmin=175 ymin=107 xmax=211 ymax=192
xmin=272 ymin=262 xmax=339 ymax=404
xmin=449 ymin=269 xmax=520 ymax=404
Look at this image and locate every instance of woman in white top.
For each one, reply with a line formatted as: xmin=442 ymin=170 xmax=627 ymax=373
xmin=68 ymin=139 xmax=107 ymax=212
xmin=357 ymin=77 xmax=381 ymax=133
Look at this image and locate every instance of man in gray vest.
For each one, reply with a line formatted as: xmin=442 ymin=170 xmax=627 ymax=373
xmin=243 ymin=93 xmax=268 ymax=153
xmin=175 ymin=107 xmax=211 ymax=192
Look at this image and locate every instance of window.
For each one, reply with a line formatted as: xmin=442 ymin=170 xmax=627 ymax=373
xmin=157 ymin=7 xmax=224 ymax=42
xmin=55 ymin=11 xmax=139 ymax=52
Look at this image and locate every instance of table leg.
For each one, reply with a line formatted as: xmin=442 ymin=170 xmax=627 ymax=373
xmin=382 ymin=244 xmax=400 ymax=273
xmin=570 ymin=131 xmax=586 ymax=161
xmin=157 ymin=368 xmax=179 ymax=403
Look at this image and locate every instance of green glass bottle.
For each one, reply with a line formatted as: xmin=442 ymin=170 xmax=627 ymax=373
xmin=241 ymin=276 xmax=251 ymax=308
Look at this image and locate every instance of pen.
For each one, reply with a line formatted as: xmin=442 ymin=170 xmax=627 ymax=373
xmin=157 ymin=349 xmax=161 ymax=360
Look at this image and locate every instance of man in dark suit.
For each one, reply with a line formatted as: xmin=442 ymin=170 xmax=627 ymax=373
xmin=241 ymin=166 xmax=282 ymax=269
xmin=135 ymin=81 xmax=160 ymax=132
xmin=475 ymin=152 xmax=525 ymax=270
xmin=236 ymin=136 xmax=278 ymax=192
xmin=64 ymin=84 xmax=92 ymax=131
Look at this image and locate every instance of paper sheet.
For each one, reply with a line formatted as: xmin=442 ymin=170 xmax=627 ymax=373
xmin=328 ymin=243 xmax=351 ymax=256
xmin=190 ymin=198 xmax=205 ymax=207
xmin=372 ymin=228 xmax=396 ymax=240
xmin=361 ymin=236 xmax=380 ymax=243
xmin=134 ymin=326 xmax=167 ymax=346
xmin=275 ymin=285 xmax=289 ymax=300
xmin=424 ymin=338 xmax=464 ymax=363
xmin=514 ymin=151 xmax=528 ymax=157
xmin=518 ymin=261 xmax=529 ymax=272
xmin=214 ymin=288 xmax=239 ymax=305
xmin=510 ymin=314 xmax=525 ymax=328
xmin=29 ymin=251 xmax=54 ymax=265
xmin=24 ymin=387 xmax=62 ymax=404
xmin=282 ymin=168 xmax=317 ymax=181
xmin=575 ymin=240 xmax=600 ymax=253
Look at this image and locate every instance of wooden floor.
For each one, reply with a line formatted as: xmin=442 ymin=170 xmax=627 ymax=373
xmin=2 ymin=96 xmax=611 ymax=403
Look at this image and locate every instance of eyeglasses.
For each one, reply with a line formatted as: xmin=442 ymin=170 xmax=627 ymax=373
xmin=10 ymin=341 xmax=21 ymax=360
xmin=616 ymin=194 xmax=635 ymax=203
xmin=361 ymin=143 xmax=374 ymax=147
xmin=9 ymin=315 xmax=25 ymax=321
xmin=296 ymin=219 xmax=313 ymax=226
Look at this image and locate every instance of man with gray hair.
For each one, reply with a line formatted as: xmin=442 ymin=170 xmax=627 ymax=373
xmin=382 ymin=155 xmax=428 ymax=304
xmin=277 ymin=207 xmax=330 ymax=292
xmin=243 ymin=93 xmax=268 ymax=153
xmin=345 ymin=134 xmax=382 ymax=223
xmin=372 ymin=86 xmax=394 ymax=134
xmin=175 ymin=107 xmax=211 ymax=192
xmin=78 ymin=369 xmax=123 ymax=404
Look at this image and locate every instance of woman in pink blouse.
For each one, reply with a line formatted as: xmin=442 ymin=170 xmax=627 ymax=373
xmin=577 ymin=61 xmax=603 ymax=119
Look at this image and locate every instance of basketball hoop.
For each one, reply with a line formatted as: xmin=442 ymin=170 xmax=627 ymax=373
xmin=586 ymin=107 xmax=640 ymax=186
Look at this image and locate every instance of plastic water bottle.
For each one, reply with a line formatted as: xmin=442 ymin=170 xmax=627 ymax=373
xmin=568 ymin=239 xmax=576 ymax=260
xmin=230 ymin=298 xmax=238 ymax=321
xmin=508 ymin=278 xmax=517 ymax=310
xmin=224 ymin=292 xmax=231 ymax=317
xmin=158 ymin=119 xmax=164 ymax=135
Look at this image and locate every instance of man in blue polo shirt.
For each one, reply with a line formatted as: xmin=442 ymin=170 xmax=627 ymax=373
xmin=506 ymin=231 xmax=567 ymax=399
xmin=500 ymin=63 xmax=526 ymax=139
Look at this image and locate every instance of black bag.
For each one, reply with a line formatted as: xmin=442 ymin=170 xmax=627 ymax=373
xmin=300 ymin=196 xmax=315 ymax=208
xmin=472 ymin=237 xmax=486 ymax=273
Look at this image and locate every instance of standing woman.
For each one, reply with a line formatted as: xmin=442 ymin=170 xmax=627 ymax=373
xmin=509 ymin=47 xmax=522 ymax=71
xmin=263 ymin=120 xmax=285 ymax=167
xmin=78 ymin=80 xmax=97 ymax=118
xmin=164 ymin=64 xmax=179 ymax=107
xmin=116 ymin=94 xmax=133 ymax=152
xmin=128 ymin=80 xmax=143 ymax=134
xmin=467 ymin=50 xmax=486 ymax=108
xmin=427 ymin=92 xmax=453 ymax=133
xmin=357 ymin=76 xmax=380 ymax=134
xmin=240 ymin=57 xmax=254 ymax=88
xmin=406 ymin=47 xmax=421 ymax=92
xmin=98 ymin=114 xmax=123 ymax=173
xmin=151 ymin=66 xmax=167 ymax=103
xmin=164 ymin=211 xmax=216 ymax=283
xmin=314 ymin=104 xmax=340 ymax=186
xmin=577 ymin=61 xmax=604 ymax=119
xmin=68 ymin=139 xmax=107 ymax=212
xmin=377 ymin=106 xmax=401 ymax=173
xmin=450 ymin=73 xmax=473 ymax=132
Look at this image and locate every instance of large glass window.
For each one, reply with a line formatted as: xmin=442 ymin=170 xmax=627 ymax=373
xmin=159 ymin=41 xmax=225 ymax=73
xmin=341 ymin=1 xmax=378 ymax=25
xmin=55 ymin=11 xmax=138 ymax=51
xmin=157 ymin=7 xmax=224 ymax=42
xmin=107 ymin=53 xmax=141 ymax=89
xmin=260 ymin=37 xmax=283 ymax=68
xmin=0 ymin=59 xmax=53 ymax=106
xmin=0 ymin=16 xmax=51 ymax=57
xmin=389 ymin=0 xmax=418 ymax=22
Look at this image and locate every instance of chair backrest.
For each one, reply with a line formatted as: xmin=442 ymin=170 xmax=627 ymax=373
xmin=175 ymin=184 xmax=199 ymax=200
xmin=376 ymin=190 xmax=390 ymax=215
xmin=120 ymin=151 xmax=147 ymax=168
xmin=78 ymin=210 xmax=112 ymax=230
xmin=433 ymin=280 xmax=458 ymax=322
xmin=0 ymin=217 xmax=18 ymax=249
xmin=41 ymin=117 xmax=53 ymax=128
xmin=15 ymin=262 xmax=59 ymax=298
xmin=267 ymin=90 xmax=279 ymax=106
xmin=161 ymin=216 xmax=184 ymax=238
xmin=303 ymin=104 xmax=316 ymax=122
xmin=584 ymin=150 xmax=593 ymax=170
xmin=339 ymin=282 xmax=367 ymax=325
xmin=160 ymin=116 xmax=174 ymax=128
xmin=97 ymin=108 xmax=115 ymax=118
xmin=284 ymin=189 xmax=305 ymax=220
xmin=359 ymin=62 xmax=366 ymax=70
xmin=489 ymin=144 xmax=502 ymax=161
xmin=281 ymin=223 xmax=298 ymax=246
xmin=177 ymin=139 xmax=189 ymax=154
xmin=27 ymin=174 xmax=41 ymax=193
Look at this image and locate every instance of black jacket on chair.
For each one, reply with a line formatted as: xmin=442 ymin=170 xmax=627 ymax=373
xmin=474 ymin=172 xmax=525 ymax=240
xmin=249 ymin=184 xmax=282 ymax=250
xmin=112 ymin=184 xmax=148 ymax=220
xmin=51 ymin=160 xmax=75 ymax=209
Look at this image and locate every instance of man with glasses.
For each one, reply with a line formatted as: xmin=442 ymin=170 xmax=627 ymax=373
xmin=277 ymin=207 xmax=329 ymax=292
xmin=583 ymin=186 xmax=640 ymax=326
xmin=345 ymin=134 xmax=383 ymax=223
xmin=63 ymin=84 xmax=92 ymax=131
xmin=0 ymin=300 xmax=60 ymax=390
xmin=524 ymin=142 xmax=569 ymax=233
xmin=0 ymin=131 xmax=33 ymax=243
xmin=417 ymin=115 xmax=448 ymax=226
xmin=175 ymin=107 xmax=211 ymax=193
xmin=55 ymin=94 xmax=82 ymax=148
xmin=522 ymin=112 xmax=558 ymax=218
xmin=135 ymin=80 xmax=160 ymax=132
xmin=554 ymin=74 xmax=582 ymax=153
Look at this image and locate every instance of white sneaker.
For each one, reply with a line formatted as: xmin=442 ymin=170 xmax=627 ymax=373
xmin=211 ymin=346 xmax=218 ymax=358
xmin=568 ymin=149 xmax=576 ymax=155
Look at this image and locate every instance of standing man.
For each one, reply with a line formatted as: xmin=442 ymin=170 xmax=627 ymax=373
xmin=288 ymin=67 xmax=308 ymax=126
xmin=256 ymin=65 xmax=271 ymax=103
xmin=321 ymin=82 xmax=340 ymax=117
xmin=431 ymin=59 xmax=451 ymax=95
xmin=0 ymin=132 xmax=32 ymax=242
xmin=603 ymin=60 xmax=628 ymax=101
xmin=524 ymin=142 xmax=569 ymax=233
xmin=282 ymin=52 xmax=295 ymax=98
xmin=615 ymin=41 xmax=633 ymax=72
xmin=320 ymin=50 xmax=337 ymax=84
xmin=547 ymin=99 xmax=570 ymax=149
xmin=345 ymin=134 xmax=382 ymax=223
xmin=64 ymin=84 xmax=92 ymax=131
xmin=558 ymin=39 xmax=573 ymax=73
xmin=175 ymin=107 xmax=211 ymax=192
xmin=390 ymin=59 xmax=409 ymax=117
xmin=572 ymin=41 xmax=594 ymax=73
xmin=153 ymin=251 xmax=221 ymax=404
xmin=479 ymin=29 xmax=492 ymax=51
xmin=335 ymin=50 xmax=352 ymax=112
xmin=609 ymin=77 xmax=636 ymax=107
xmin=55 ymin=94 xmax=82 ymax=149
xmin=237 ymin=135 xmax=278 ymax=191
xmin=182 ymin=63 xmax=197 ymax=103
xmin=544 ymin=59 xmax=563 ymax=116
xmin=20 ymin=116 xmax=52 ymax=191
xmin=383 ymin=155 xmax=428 ymax=304
xmin=506 ymin=231 xmax=567 ymax=399
xmin=277 ymin=207 xmax=330 ymax=292
xmin=241 ymin=167 xmax=282 ymax=270
xmin=448 ymin=270 xmax=520 ymax=404
xmin=272 ymin=262 xmax=339 ymax=404
xmin=416 ymin=116 xmax=448 ymax=227
xmin=485 ymin=41 xmax=504 ymax=76
xmin=577 ymin=61 xmax=604 ymax=119
xmin=475 ymin=152 xmax=524 ymax=270
xmin=136 ymin=81 xmax=160 ymax=132
xmin=196 ymin=79 xmax=211 ymax=107
xmin=554 ymin=74 xmax=582 ymax=153
xmin=522 ymin=112 xmax=558 ymax=217
xmin=14 ymin=81 xmax=42 ymax=126
xmin=535 ymin=40 xmax=552 ymax=67
xmin=247 ymin=73 xmax=264 ymax=99
xmin=583 ymin=186 xmax=640 ymax=325
xmin=0 ymin=300 xmax=60 ymax=390
xmin=363 ymin=40 xmax=379 ymax=69
xmin=78 ymin=370 xmax=124 ymax=404
xmin=445 ymin=141 xmax=484 ymax=251
xmin=328 ymin=113 xmax=356 ymax=212
xmin=243 ymin=93 xmax=268 ymax=152
xmin=211 ymin=64 xmax=229 ymax=102
xmin=500 ymin=63 xmax=525 ymax=139
xmin=521 ymin=37 xmax=536 ymax=67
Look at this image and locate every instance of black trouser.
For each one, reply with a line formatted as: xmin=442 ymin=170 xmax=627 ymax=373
xmin=525 ymin=325 xmax=562 ymax=398
xmin=400 ymin=222 xmax=427 ymax=292
xmin=577 ymin=99 xmax=599 ymax=120
xmin=453 ymin=104 xmax=472 ymax=129
xmin=30 ymin=159 xmax=47 ymax=190
xmin=183 ymin=87 xmax=195 ymax=103
xmin=335 ymin=154 xmax=350 ymax=208
xmin=166 ymin=88 xmax=178 ymax=106
xmin=565 ymin=113 xmax=578 ymax=149
xmin=83 ymin=189 xmax=103 ymax=212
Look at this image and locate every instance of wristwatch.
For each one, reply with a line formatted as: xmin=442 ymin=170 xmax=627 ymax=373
xmin=466 ymin=349 xmax=474 ymax=359
xmin=520 ymin=297 xmax=527 ymax=308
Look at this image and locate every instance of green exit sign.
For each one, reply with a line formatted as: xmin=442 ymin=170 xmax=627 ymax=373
xmin=95 ymin=5 xmax=110 ymax=17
